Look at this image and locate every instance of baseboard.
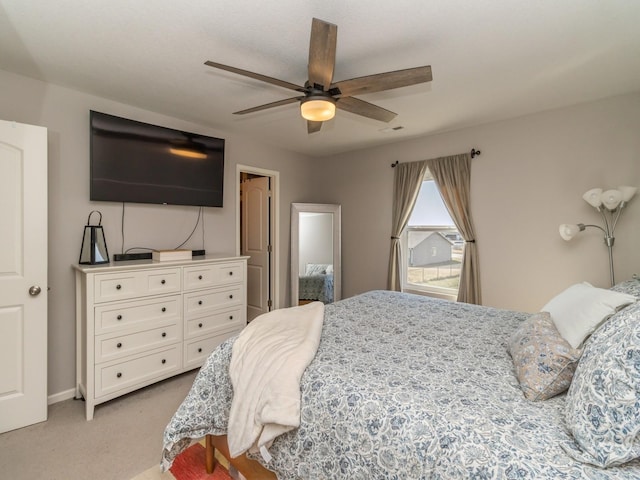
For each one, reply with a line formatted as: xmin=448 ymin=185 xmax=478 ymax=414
xmin=48 ymin=387 xmax=77 ymax=405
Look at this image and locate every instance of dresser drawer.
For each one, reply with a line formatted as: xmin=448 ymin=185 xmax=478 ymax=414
xmin=94 ymin=268 xmax=181 ymax=303
xmin=94 ymin=295 xmax=181 ymax=335
xmin=184 ymin=330 xmax=238 ymax=370
xmin=184 ymin=285 xmax=244 ymax=318
xmin=185 ymin=306 xmax=245 ymax=339
xmin=95 ymin=345 xmax=181 ymax=398
xmin=183 ymin=262 xmax=244 ymax=291
xmin=95 ymin=324 xmax=181 ymax=363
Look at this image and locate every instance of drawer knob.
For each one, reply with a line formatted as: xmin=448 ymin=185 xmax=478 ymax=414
xmin=161 ymin=359 xmax=166 ymax=364
xmin=162 ymin=332 xmax=167 ymax=337
xmin=161 ymin=279 xmax=166 ymax=285
xmin=198 ymin=275 xmax=203 ymax=280
xmin=198 ymin=348 xmax=203 ymax=353
xmin=117 ymin=314 xmax=122 ymax=320
xmin=229 ymin=271 xmax=233 ymax=276
xmin=198 ymin=300 xmax=203 ymax=305
xmin=117 ymin=372 xmax=122 ymax=378
xmin=229 ymin=315 xmax=234 ymax=320
xmin=117 ymin=342 xmax=122 ymax=348
xmin=198 ymin=323 xmax=203 ymax=328
xmin=116 ymin=284 xmax=122 ymax=290
xmin=229 ymin=294 xmax=233 ymax=299
xmin=161 ymin=307 xmax=166 ymax=312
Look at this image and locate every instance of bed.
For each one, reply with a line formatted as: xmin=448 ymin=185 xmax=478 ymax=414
xmin=162 ymin=284 xmax=640 ymax=479
xmin=298 ymin=263 xmax=333 ymax=303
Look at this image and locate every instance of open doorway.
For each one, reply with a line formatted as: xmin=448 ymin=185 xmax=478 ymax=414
xmin=237 ymin=165 xmax=279 ymax=321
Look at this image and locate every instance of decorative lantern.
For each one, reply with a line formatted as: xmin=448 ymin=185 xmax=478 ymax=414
xmin=79 ymin=210 xmax=110 ymax=265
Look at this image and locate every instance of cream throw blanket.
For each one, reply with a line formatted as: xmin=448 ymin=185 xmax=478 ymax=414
xmin=227 ymin=301 xmax=325 ymax=460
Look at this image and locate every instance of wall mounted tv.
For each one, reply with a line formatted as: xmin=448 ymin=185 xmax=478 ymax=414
xmin=90 ymin=111 xmax=225 ymax=207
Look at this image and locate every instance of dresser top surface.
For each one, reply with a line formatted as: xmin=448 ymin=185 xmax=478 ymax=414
xmin=73 ymin=254 xmax=248 ymax=274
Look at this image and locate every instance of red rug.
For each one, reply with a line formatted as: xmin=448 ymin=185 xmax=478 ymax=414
xmin=169 ymin=443 xmax=232 ymax=480
xmin=132 ymin=442 xmax=233 ymax=480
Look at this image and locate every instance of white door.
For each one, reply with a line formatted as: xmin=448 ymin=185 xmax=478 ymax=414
xmin=0 ymin=120 xmax=48 ymax=433
xmin=241 ymin=176 xmax=271 ymax=322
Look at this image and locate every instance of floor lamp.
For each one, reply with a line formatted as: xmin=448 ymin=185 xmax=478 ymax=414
xmin=559 ymin=186 xmax=637 ymax=287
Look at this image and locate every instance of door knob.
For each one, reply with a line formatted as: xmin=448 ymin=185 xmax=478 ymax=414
xmin=29 ymin=285 xmax=42 ymax=296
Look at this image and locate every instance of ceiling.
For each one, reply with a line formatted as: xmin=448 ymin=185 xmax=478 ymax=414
xmin=1 ymin=1 xmax=639 ymax=157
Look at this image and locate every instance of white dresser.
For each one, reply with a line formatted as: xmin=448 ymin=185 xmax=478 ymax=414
xmin=74 ymin=255 xmax=247 ymax=420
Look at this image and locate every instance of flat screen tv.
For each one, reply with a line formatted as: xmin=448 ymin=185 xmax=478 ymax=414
xmin=90 ymin=111 xmax=225 ymax=207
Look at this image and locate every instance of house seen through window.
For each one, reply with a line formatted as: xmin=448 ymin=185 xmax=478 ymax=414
xmin=405 ymin=178 xmax=463 ymax=295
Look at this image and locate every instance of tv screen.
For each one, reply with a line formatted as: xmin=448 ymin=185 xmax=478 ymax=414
xmin=90 ymin=111 xmax=225 ymax=207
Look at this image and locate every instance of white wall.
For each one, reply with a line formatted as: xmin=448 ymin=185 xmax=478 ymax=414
xmin=313 ymin=93 xmax=640 ymax=312
xmin=298 ymin=213 xmax=333 ymax=275
xmin=0 ymin=68 xmax=315 ymax=398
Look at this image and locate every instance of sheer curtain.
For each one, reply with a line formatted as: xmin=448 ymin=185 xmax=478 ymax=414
xmin=426 ymin=153 xmax=481 ymax=304
xmin=387 ymin=160 xmax=429 ymax=291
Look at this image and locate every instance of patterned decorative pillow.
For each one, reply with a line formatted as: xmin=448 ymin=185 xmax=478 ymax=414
xmin=507 ymin=312 xmax=581 ymax=401
xmin=611 ymin=278 xmax=640 ymax=299
xmin=564 ymin=301 xmax=640 ymax=467
xmin=305 ymin=264 xmax=328 ymax=275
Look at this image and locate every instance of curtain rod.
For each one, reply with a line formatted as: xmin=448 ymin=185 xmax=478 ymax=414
xmin=391 ymin=148 xmax=481 ymax=168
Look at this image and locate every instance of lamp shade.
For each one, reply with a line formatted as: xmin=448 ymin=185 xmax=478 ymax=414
xmin=582 ymin=188 xmax=603 ymax=209
xmin=618 ymin=185 xmax=637 ymax=203
xmin=559 ymin=224 xmax=578 ymax=241
xmin=300 ymin=96 xmax=336 ymax=122
xmin=559 ymin=223 xmax=585 ymax=241
xmin=79 ymin=210 xmax=110 ymax=265
xmin=601 ymin=189 xmax=623 ymax=210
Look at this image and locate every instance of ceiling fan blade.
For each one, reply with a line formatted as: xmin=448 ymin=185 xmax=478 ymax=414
xmin=205 ymin=61 xmax=305 ymax=93
xmin=233 ymin=96 xmax=304 ymax=115
xmin=307 ymin=121 xmax=323 ymax=134
xmin=336 ymin=97 xmax=397 ymax=123
xmin=332 ymin=66 xmax=432 ymax=97
xmin=308 ymin=18 xmax=337 ymax=89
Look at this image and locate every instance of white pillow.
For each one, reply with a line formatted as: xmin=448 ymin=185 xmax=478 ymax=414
xmin=325 ymin=264 xmax=333 ymax=274
xmin=540 ymin=282 xmax=635 ymax=349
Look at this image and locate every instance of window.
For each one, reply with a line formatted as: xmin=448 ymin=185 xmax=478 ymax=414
xmin=404 ymin=177 xmax=463 ymax=297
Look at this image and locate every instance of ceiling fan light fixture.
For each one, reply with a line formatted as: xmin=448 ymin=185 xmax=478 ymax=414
xmin=205 ymin=19 xmax=432 ymax=132
xmin=300 ymin=96 xmax=336 ymax=122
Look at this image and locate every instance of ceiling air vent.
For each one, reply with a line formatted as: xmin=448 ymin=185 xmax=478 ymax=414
xmin=379 ymin=126 xmax=404 ymax=133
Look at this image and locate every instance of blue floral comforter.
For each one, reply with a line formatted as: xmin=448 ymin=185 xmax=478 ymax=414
xmin=299 ymin=273 xmax=334 ymax=303
xmin=162 ymin=290 xmax=640 ymax=478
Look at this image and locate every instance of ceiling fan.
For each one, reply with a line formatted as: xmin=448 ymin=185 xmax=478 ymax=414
xmin=205 ymin=18 xmax=433 ymax=134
